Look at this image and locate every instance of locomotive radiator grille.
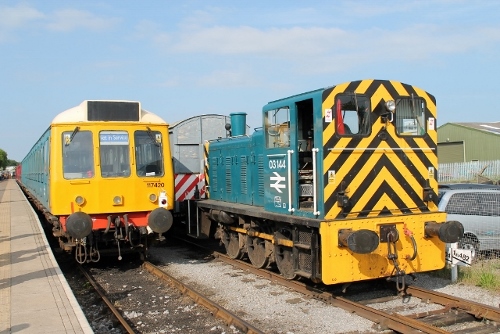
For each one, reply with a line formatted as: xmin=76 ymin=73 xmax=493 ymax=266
xmin=225 ymin=157 xmax=232 ymax=193
xmin=240 ymin=156 xmax=247 ymax=195
xmin=299 ymin=252 xmax=312 ymax=273
xmin=298 ymin=230 xmax=312 ymax=245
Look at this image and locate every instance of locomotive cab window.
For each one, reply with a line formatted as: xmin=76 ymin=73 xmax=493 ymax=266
xmin=265 ymin=107 xmax=290 ymax=148
xmin=62 ymin=129 xmax=94 ymax=179
xmin=99 ymin=131 xmax=131 ymax=178
xmin=395 ymin=97 xmax=426 ymax=136
xmin=335 ymin=94 xmax=371 ymax=136
xmin=135 ymin=130 xmax=164 ymax=177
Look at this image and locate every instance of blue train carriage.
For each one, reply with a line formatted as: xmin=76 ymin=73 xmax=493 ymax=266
xmin=19 ymin=100 xmax=175 ymax=263
xmin=196 ymin=79 xmax=464 ymax=287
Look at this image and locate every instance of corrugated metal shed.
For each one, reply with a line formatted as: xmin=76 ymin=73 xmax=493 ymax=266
xmin=169 ymin=114 xmax=231 ymax=174
xmin=438 ymin=122 xmax=500 ymax=162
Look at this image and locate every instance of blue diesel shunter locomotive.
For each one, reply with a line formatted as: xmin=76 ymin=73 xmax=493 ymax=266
xmin=192 ymin=79 xmax=463 ymax=287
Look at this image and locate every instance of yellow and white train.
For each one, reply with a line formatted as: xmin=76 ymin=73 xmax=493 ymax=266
xmin=18 ymin=100 xmax=174 ymax=263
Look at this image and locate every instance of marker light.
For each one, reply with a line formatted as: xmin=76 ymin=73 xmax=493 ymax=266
xmin=149 ymin=193 xmax=158 ymax=203
xmin=75 ymin=195 xmax=85 ymax=206
xmin=113 ymin=195 xmax=123 ymax=205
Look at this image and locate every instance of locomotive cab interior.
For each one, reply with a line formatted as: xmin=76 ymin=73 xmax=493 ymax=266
xmin=295 ymin=99 xmax=315 ymax=211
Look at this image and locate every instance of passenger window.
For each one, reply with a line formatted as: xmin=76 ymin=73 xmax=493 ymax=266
xmin=265 ymin=107 xmax=290 ymax=148
xmin=135 ymin=129 xmax=164 ymax=177
xmin=334 ymin=94 xmax=371 ymax=136
xmin=99 ymin=131 xmax=131 ymax=178
xmin=395 ymin=97 xmax=426 ymax=136
xmin=62 ymin=129 xmax=94 ymax=179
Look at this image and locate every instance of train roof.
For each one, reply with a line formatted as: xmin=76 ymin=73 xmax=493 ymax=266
xmin=265 ymin=79 xmax=433 ymax=106
xmin=51 ymin=100 xmax=167 ymax=125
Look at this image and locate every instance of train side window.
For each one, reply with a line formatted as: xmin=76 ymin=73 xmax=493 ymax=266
xmin=265 ymin=107 xmax=290 ymax=148
xmin=395 ymin=97 xmax=426 ymax=136
xmin=135 ymin=130 xmax=164 ymax=177
xmin=62 ymin=130 xmax=94 ymax=179
xmin=99 ymin=131 xmax=131 ymax=178
xmin=334 ymin=94 xmax=371 ymax=136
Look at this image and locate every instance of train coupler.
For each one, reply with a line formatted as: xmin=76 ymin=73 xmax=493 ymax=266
xmin=386 ymin=230 xmax=407 ymax=292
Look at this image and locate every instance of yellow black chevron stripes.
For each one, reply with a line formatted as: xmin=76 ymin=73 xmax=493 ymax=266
xmin=322 ymin=80 xmax=438 ymax=220
xmin=204 ymin=141 xmax=210 ymax=198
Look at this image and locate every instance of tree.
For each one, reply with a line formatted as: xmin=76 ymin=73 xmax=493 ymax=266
xmin=0 ymin=149 xmax=7 ymax=169
xmin=7 ymin=159 xmax=19 ymax=166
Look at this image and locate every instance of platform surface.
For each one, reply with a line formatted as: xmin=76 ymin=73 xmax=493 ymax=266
xmin=0 ymin=179 xmax=93 ymax=334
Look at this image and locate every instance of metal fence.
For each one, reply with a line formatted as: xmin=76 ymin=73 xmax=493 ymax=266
xmin=439 ymin=160 xmax=500 ymax=184
xmin=438 ymin=160 xmax=500 ymax=264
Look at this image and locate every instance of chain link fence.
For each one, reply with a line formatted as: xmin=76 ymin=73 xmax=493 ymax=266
xmin=438 ymin=160 xmax=500 ymax=262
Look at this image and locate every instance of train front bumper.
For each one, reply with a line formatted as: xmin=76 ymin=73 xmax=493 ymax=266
xmin=147 ymin=207 xmax=173 ymax=234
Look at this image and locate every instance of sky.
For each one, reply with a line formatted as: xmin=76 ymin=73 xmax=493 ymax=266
xmin=2 ymin=1 xmax=500 ymax=162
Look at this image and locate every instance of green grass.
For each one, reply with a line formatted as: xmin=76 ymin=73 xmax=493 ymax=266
xmin=429 ymin=258 xmax=500 ymax=292
xmin=458 ymin=259 xmax=500 ymax=291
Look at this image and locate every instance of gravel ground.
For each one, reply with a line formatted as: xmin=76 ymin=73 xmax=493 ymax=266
xmin=149 ymin=244 xmax=380 ymax=334
xmin=148 ymin=243 xmax=500 ymax=334
xmin=59 ymin=240 xmax=500 ymax=334
xmin=61 ymin=253 xmax=244 ymax=334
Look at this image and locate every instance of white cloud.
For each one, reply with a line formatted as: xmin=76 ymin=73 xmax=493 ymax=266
xmin=152 ymin=22 xmax=500 ymax=76
xmin=0 ymin=4 xmax=45 ymax=28
xmin=0 ymin=4 xmax=44 ymax=41
xmin=46 ymin=9 xmax=119 ymax=32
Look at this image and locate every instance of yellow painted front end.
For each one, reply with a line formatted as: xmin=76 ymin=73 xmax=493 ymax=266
xmin=48 ymin=123 xmax=174 ymax=226
xmin=319 ymin=79 xmax=448 ymax=284
xmin=319 ymin=213 xmax=447 ymax=284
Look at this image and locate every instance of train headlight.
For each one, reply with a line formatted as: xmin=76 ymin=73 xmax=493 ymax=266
xmin=385 ymin=100 xmax=396 ymax=112
xmin=75 ymin=195 xmax=86 ymax=206
xmin=113 ymin=195 xmax=123 ymax=206
xmin=149 ymin=193 xmax=158 ymax=203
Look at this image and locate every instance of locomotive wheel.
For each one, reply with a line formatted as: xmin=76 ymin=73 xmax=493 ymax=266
xmin=222 ymin=230 xmax=243 ymax=259
xmin=275 ymin=245 xmax=296 ymax=280
xmin=246 ymin=235 xmax=269 ymax=268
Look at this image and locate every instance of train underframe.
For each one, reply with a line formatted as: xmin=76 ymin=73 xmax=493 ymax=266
xmin=51 ymin=216 xmax=157 ymax=263
xmin=192 ymin=200 xmax=323 ymax=283
xmin=17 ymin=183 xmax=172 ymax=263
xmin=190 ymin=199 xmax=463 ymax=288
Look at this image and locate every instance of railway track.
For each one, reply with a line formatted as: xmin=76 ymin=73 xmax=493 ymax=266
xmin=78 ymin=265 xmax=135 ymax=334
xmin=79 ymin=260 xmax=265 ymax=334
xmin=65 ymin=234 xmax=500 ymax=333
xmin=212 ymin=251 xmax=500 ymax=333
xmin=142 ymin=261 xmax=264 ymax=334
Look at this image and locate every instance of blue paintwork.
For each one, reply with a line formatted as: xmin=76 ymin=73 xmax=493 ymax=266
xmin=21 ymin=127 xmax=51 ymax=210
xmin=207 ymin=87 xmax=326 ymax=219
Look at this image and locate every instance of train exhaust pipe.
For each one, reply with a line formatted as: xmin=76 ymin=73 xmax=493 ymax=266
xmin=338 ymin=229 xmax=380 ymax=254
xmin=424 ymin=220 xmax=464 ymax=243
xmin=229 ymin=112 xmax=247 ymax=137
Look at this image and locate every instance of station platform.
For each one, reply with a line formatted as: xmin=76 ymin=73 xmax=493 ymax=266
xmin=0 ymin=179 xmax=93 ymax=334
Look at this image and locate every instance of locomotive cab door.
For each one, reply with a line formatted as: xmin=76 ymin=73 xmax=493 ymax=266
xmin=264 ymin=106 xmax=292 ymax=214
xmin=263 ymin=98 xmax=319 ymax=217
xmin=294 ymin=98 xmax=320 ymax=216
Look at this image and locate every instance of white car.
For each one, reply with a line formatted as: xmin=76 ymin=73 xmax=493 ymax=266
xmin=438 ymin=187 xmax=500 ymax=257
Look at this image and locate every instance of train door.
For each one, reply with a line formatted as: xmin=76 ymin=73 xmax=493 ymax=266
xmin=263 ymin=107 xmax=292 ymax=214
xmin=294 ymin=99 xmax=318 ymax=216
xmin=263 ymin=99 xmax=318 ymax=217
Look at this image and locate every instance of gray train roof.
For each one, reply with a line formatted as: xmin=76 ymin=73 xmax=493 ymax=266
xmin=51 ymin=100 xmax=166 ymax=124
xmin=169 ymin=114 xmax=231 ymax=174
